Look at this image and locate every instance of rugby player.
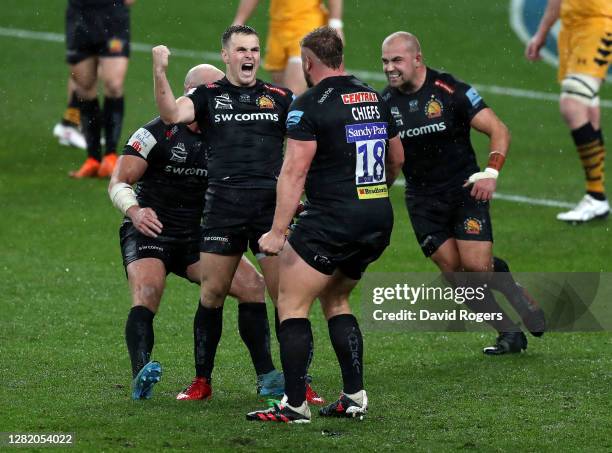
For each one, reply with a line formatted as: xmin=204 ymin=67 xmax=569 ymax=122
xmin=232 ymin=0 xmax=344 ymax=95
xmin=152 ymin=25 xmax=296 ymax=401
xmin=381 ymin=32 xmax=546 ymax=355
xmin=110 ymin=64 xmax=281 ymax=400
xmin=66 ymin=0 xmax=135 ymax=179
xmin=526 ymin=0 xmax=610 ymax=222
xmin=247 ymin=27 xmax=404 ymax=423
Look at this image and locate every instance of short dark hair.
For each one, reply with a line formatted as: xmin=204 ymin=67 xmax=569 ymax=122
xmin=222 ymin=24 xmax=258 ymax=48
xmin=300 ymin=27 xmax=343 ymax=69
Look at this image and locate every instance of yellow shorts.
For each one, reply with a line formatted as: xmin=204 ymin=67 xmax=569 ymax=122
xmin=263 ymin=13 xmax=327 ymax=72
xmin=557 ymin=16 xmax=612 ymax=81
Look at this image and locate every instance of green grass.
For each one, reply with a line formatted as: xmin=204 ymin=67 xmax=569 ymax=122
xmin=1 ymin=0 xmax=611 ymax=451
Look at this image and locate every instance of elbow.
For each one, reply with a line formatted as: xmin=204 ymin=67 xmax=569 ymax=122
xmin=160 ymin=112 xmax=178 ymax=125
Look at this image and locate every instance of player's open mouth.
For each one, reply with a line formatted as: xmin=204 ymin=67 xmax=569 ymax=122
xmin=241 ymin=63 xmax=254 ymax=75
xmin=386 ymin=72 xmax=401 ymax=81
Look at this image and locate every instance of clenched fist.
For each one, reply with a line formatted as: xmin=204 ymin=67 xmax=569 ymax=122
xmin=152 ymin=45 xmax=171 ymax=73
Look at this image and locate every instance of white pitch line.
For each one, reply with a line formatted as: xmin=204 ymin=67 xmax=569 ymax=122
xmin=0 ymin=26 xmax=584 ymax=210
xmin=391 ymin=179 xmax=575 ymax=208
xmin=2 ymin=25 xmax=611 ymax=108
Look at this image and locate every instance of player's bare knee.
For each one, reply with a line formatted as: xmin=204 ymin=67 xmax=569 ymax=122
xmin=320 ymin=296 xmax=351 ymax=320
xmin=200 ymin=281 xmax=230 ymax=307
xmin=460 ymin=258 xmax=492 ymax=272
xmin=235 ymin=272 xmax=265 ymax=303
xmin=131 ymin=281 xmax=164 ymax=311
xmin=103 ymin=79 xmax=124 ymax=98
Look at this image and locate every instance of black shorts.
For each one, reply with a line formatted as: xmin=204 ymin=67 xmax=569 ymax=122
xmin=119 ymin=223 xmax=199 ymax=279
xmin=405 ymin=187 xmax=493 ymax=257
xmin=65 ymin=4 xmax=130 ymax=64
xmin=288 ymin=205 xmax=393 ymax=280
xmin=200 ymin=186 xmax=276 ymax=256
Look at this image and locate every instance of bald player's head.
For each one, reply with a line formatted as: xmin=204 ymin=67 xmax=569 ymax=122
xmin=382 ymin=31 xmax=421 ymax=55
xmin=381 ymin=31 xmax=424 ymax=91
xmin=183 ymin=64 xmax=225 ymax=93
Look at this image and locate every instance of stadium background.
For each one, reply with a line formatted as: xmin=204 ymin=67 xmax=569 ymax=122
xmin=1 ymin=0 xmax=610 ymax=450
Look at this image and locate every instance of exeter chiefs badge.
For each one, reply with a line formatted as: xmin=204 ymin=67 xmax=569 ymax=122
xmin=108 ymin=38 xmax=124 ymax=54
xmin=425 ymin=96 xmax=443 ymax=119
xmin=464 ymin=218 xmax=482 ymax=235
xmin=256 ymin=95 xmax=275 ymax=109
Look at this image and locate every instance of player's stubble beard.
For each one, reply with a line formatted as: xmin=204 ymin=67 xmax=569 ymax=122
xmin=303 ymin=69 xmax=314 ymax=88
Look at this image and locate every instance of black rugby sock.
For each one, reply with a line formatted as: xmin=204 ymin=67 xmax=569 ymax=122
xmin=328 ymin=314 xmax=364 ymax=395
xmin=125 ymin=306 xmax=155 ymax=378
xmin=103 ymin=96 xmax=124 ymax=154
xmin=274 ymin=308 xmax=281 ymax=343
xmin=193 ymin=302 xmax=223 ymax=380
xmin=463 ymin=287 xmax=519 ymax=333
xmin=279 ymin=318 xmax=312 ymax=407
xmin=238 ymin=303 xmax=275 ymax=375
xmin=79 ymin=98 xmax=102 ymax=161
xmin=490 ymin=257 xmax=532 ymax=317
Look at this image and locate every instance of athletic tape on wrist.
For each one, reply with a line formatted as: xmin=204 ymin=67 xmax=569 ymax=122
xmin=110 ymin=182 xmax=138 ymax=215
xmin=328 ymin=18 xmax=344 ymax=29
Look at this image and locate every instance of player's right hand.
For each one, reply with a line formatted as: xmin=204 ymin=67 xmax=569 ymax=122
xmin=258 ymin=230 xmax=286 ymax=256
xmin=152 ymin=45 xmax=171 ymax=72
xmin=525 ymin=35 xmax=544 ymax=61
xmin=129 ymin=207 xmax=163 ymax=238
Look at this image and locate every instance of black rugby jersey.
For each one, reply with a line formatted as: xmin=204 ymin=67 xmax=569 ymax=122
xmin=287 ymin=75 xmax=398 ymax=210
xmin=187 ymin=77 xmax=293 ymax=189
xmin=122 ymin=117 xmax=207 ymax=241
xmin=381 ymin=68 xmax=487 ymax=195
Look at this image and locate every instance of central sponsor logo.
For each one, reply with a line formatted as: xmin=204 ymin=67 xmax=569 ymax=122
xmin=164 ymin=165 xmax=207 ymax=177
xmin=170 ymin=142 xmax=187 ymax=163
xmin=399 ymin=121 xmax=446 ymax=138
xmin=409 ymin=100 xmax=419 ymax=112
xmin=357 ymin=184 xmax=388 ymax=199
xmin=214 ymin=112 xmax=280 ymax=123
xmin=345 ymin=122 xmax=388 ymax=143
xmin=214 ymin=93 xmax=233 ymax=110
xmin=341 ymin=91 xmax=378 ymax=104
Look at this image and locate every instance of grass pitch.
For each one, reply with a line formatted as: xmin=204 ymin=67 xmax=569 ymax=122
xmin=1 ymin=0 xmax=611 ymax=451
